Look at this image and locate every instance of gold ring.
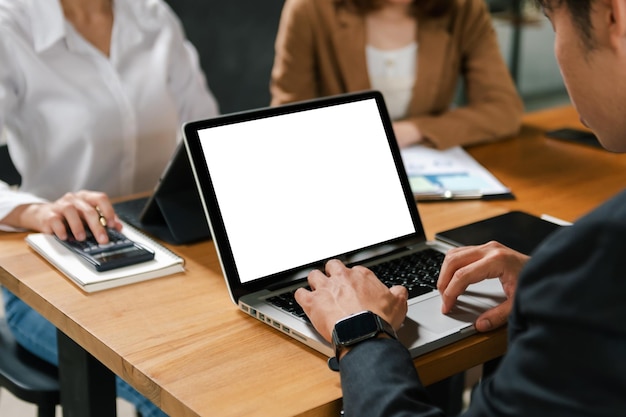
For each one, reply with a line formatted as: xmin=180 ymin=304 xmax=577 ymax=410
xmin=95 ymin=206 xmax=107 ymax=227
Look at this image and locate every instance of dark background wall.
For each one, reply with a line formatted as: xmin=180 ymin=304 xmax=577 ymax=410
xmin=165 ymin=0 xmax=285 ymax=114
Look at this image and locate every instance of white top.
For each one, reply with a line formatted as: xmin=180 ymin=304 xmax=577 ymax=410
xmin=0 ymin=0 xmax=219 ymax=227
xmin=366 ymin=42 xmax=417 ymax=120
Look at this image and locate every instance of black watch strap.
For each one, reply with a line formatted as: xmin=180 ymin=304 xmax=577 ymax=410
xmin=328 ymin=311 xmax=397 ymax=372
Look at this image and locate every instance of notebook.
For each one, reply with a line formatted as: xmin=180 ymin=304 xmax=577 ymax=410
xmin=113 ymin=142 xmax=211 ymax=245
xmin=26 ymin=221 xmax=185 ymax=293
xmin=183 ymin=90 xmax=506 ymax=358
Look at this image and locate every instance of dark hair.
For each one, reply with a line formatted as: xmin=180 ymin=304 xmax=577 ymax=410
xmin=534 ymin=0 xmax=594 ymax=49
xmin=337 ymin=0 xmax=455 ymax=18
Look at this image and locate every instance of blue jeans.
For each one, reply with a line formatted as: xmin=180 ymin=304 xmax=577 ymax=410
xmin=2 ymin=288 xmax=168 ymax=417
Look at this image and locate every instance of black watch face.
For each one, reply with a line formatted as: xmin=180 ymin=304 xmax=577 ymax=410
xmin=335 ymin=312 xmax=379 ymax=344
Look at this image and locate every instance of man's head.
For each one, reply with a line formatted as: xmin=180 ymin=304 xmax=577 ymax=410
xmin=536 ymin=0 xmax=626 ymax=152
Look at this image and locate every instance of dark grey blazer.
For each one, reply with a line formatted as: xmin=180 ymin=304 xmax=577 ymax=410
xmin=340 ymin=189 xmax=626 ymax=417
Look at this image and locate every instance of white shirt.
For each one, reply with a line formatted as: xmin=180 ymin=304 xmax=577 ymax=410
xmin=366 ymin=42 xmax=417 ymax=120
xmin=0 ymin=0 xmax=219 ymax=227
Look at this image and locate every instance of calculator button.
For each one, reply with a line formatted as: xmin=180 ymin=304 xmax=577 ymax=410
xmin=67 ymin=228 xmax=134 ymax=255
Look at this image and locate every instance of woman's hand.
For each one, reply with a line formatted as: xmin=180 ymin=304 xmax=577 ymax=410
xmin=5 ymin=190 xmax=122 ymax=244
xmin=392 ymin=120 xmax=424 ymax=148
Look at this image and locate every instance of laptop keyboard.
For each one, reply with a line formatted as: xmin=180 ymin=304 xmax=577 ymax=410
xmin=267 ymin=248 xmax=445 ymax=322
xmin=368 ymin=248 xmax=444 ymax=298
xmin=267 ymin=285 xmax=312 ymax=323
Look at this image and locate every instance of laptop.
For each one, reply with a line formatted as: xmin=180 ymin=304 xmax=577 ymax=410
xmin=183 ymin=90 xmax=506 ymax=358
xmin=113 ymin=142 xmax=211 ymax=245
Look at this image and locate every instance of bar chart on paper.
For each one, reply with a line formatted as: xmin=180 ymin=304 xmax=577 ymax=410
xmin=400 ymin=145 xmax=512 ymax=201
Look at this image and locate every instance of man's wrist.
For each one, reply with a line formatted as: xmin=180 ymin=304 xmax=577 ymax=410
xmin=328 ymin=311 xmax=397 ymax=372
xmin=335 ymin=332 xmax=393 ymax=360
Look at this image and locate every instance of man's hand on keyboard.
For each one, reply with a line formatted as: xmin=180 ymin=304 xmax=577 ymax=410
xmin=294 ymin=259 xmax=408 ymax=343
xmin=438 ymin=241 xmax=529 ymax=332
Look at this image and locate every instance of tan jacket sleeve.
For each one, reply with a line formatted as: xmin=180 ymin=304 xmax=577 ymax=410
xmin=270 ymin=0 xmax=315 ymax=105
xmin=410 ymin=0 xmax=524 ymax=149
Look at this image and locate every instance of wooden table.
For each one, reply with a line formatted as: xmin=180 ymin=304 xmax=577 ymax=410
xmin=1 ymin=105 xmax=624 ymax=417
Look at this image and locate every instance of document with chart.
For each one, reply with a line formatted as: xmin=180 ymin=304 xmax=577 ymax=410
xmin=400 ymin=145 xmax=513 ymax=201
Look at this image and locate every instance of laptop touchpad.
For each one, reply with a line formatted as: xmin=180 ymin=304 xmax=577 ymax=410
xmin=408 ymin=280 xmax=506 ymax=334
xmin=408 ymin=297 xmax=477 ymax=333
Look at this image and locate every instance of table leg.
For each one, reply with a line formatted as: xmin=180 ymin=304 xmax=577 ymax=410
xmin=57 ymin=329 xmax=117 ymax=417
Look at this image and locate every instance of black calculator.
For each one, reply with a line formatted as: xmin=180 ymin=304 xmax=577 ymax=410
xmin=55 ymin=227 xmax=155 ymax=272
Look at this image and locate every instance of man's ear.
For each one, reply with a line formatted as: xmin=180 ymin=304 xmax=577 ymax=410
xmin=609 ymin=0 xmax=626 ymax=52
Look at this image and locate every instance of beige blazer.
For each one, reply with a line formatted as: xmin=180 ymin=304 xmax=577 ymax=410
xmin=270 ymin=0 xmax=524 ymax=149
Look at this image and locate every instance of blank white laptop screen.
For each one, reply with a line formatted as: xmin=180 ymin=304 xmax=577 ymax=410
xmin=196 ymin=98 xmax=416 ymax=283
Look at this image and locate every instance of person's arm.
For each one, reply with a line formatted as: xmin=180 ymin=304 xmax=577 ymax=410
xmin=465 ymin=201 xmax=626 ymax=416
xmin=160 ymin=2 xmax=219 ymax=122
xmin=0 ymin=184 xmax=44 ymax=230
xmin=295 ymin=260 xmax=444 ymax=417
xmin=0 ymin=30 xmax=120 ymax=242
xmin=293 ymin=246 xmax=528 ymax=416
xmin=0 ymin=32 xmax=30 ymax=230
xmin=340 ymin=337 xmax=445 ymax=417
xmin=409 ymin=0 xmax=524 ymax=149
xmin=270 ymin=0 xmax=320 ymax=105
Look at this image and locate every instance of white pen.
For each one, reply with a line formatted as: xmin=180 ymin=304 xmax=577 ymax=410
xmin=540 ymin=214 xmax=573 ymax=226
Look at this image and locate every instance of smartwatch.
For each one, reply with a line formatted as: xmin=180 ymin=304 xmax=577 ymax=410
xmin=328 ymin=310 xmax=397 ymax=371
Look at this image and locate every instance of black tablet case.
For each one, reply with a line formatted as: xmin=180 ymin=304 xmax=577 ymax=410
xmin=435 ymin=211 xmax=564 ymax=255
xmin=113 ymin=144 xmax=210 ymax=245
